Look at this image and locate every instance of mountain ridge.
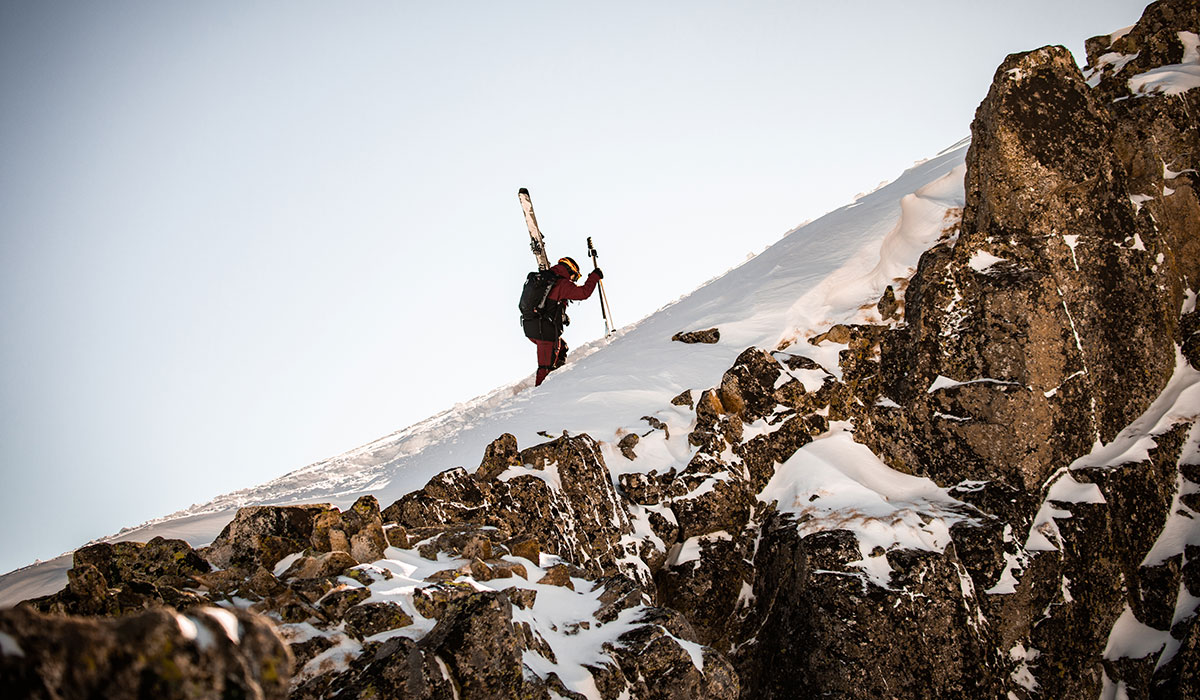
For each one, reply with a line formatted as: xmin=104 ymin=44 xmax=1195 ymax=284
xmin=0 ymin=139 xmax=970 ymax=588
xmin=3 ymin=1 xmax=1199 ymax=697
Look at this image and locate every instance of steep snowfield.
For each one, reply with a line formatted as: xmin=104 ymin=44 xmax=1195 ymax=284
xmin=0 ymin=138 xmax=970 ymax=606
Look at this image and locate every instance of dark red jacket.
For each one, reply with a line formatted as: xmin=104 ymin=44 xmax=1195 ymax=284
xmin=548 ymin=262 xmax=599 ymax=303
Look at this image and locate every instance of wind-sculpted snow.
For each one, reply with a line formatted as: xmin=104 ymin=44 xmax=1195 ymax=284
xmin=757 ymin=422 xmax=977 ymax=589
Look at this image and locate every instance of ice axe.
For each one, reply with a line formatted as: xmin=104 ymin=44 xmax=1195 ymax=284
xmin=587 ymin=236 xmax=615 ymax=336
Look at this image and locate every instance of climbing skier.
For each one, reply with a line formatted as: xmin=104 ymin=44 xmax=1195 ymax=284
xmin=526 ymin=256 xmax=603 ymax=386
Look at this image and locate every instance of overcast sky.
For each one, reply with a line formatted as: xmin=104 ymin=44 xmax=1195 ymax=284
xmin=0 ymin=0 xmax=1148 ymax=575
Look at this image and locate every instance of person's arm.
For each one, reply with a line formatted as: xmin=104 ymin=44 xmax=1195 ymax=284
xmin=555 ymin=270 xmax=600 ymax=301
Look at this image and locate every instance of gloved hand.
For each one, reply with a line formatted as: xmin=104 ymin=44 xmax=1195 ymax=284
xmin=591 ymin=267 xmax=604 ymax=279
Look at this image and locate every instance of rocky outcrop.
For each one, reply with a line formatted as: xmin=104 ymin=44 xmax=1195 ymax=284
xmin=0 ymin=604 xmax=291 ymax=699
xmin=310 ymin=495 xmax=388 ymax=565
xmin=291 ymin=589 xmax=737 ymax=700
xmin=1087 ymin=0 xmax=1200 ymax=313
xmin=10 ymin=430 xmax=738 ymax=699
xmin=294 ymin=590 xmax=535 ymax=699
xmin=204 ymin=504 xmax=334 ymax=572
xmin=628 ymin=3 xmax=1200 ymax=696
xmin=636 ymin=348 xmax=830 ymax=650
xmin=833 ymin=3 xmax=1198 ymax=696
xmin=23 ymin=536 xmax=211 ymax=616
xmin=203 ymin=496 xmax=388 ymax=575
xmin=862 ymin=41 xmax=1178 ymax=493
xmin=605 ymin=607 xmax=739 ymax=700
xmin=383 ymin=432 xmax=638 ymax=580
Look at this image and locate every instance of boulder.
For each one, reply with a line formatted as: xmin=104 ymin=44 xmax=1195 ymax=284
xmin=343 ymin=563 xmax=393 ymax=587
xmin=666 ymin=474 xmax=753 ymax=542
xmin=409 ymin=523 xmax=513 ymax=561
xmin=671 ymin=328 xmax=720 ymax=344
xmin=670 ymin=390 xmax=695 ymax=409
xmin=384 ymin=524 xmax=410 ymax=549
xmin=286 ymin=633 xmax=337 ymax=671
xmin=26 ymin=537 xmax=211 ymax=616
xmin=537 ymin=563 xmax=575 ymax=590
xmin=204 ymin=504 xmax=332 ymax=571
xmin=717 ymin=348 xmax=787 ymax=422
xmin=420 ymin=591 xmax=535 ymax=696
xmin=476 ymin=432 xmax=523 ymax=482
xmin=595 ymin=575 xmax=652 ymax=623
xmin=508 ymin=535 xmax=541 ymax=563
xmin=290 ymin=635 xmax=457 ymax=700
xmin=877 ymin=284 xmax=900 ymax=320
xmin=618 ymin=469 xmax=676 ymax=507
xmin=412 ymin=581 xmax=481 ymax=620
xmin=0 ymin=605 xmax=291 ymax=699
xmin=618 ymin=432 xmax=640 ymax=460
xmin=808 ymin=324 xmax=852 ymax=345
xmin=343 ymin=601 xmax=413 ymax=640
xmin=310 ymin=495 xmax=388 ymax=564
xmin=317 ymin=586 xmax=371 ymax=621
xmin=734 ymin=413 xmax=825 ymax=492
xmin=280 ymin=551 xmax=359 ymax=581
xmin=381 ymin=466 xmax=491 ymax=527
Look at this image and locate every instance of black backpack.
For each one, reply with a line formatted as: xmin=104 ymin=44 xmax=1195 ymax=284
xmin=519 ymin=269 xmax=566 ymax=341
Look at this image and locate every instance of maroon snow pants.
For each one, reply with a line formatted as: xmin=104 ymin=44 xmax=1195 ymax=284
xmin=530 ymin=337 xmax=568 ymax=386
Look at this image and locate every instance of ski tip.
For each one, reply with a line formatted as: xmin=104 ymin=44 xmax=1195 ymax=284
xmin=518 ymin=187 xmax=529 ymax=196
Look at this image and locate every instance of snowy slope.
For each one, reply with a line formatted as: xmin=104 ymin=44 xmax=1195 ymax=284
xmin=0 ymin=139 xmax=970 ymax=607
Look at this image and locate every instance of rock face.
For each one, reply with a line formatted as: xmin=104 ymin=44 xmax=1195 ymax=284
xmin=862 ymin=42 xmax=1177 ymax=493
xmin=6 ymin=3 xmax=1200 ymax=699
xmin=736 ymin=523 xmax=999 ymax=698
xmin=1091 ymin=0 xmax=1200 ymax=300
xmin=0 ymin=605 xmax=291 ymax=699
xmin=204 ymin=504 xmax=334 ymax=572
xmin=627 ymin=3 xmax=1199 ymax=697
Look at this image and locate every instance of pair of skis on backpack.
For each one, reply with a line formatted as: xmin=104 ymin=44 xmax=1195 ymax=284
xmin=518 ymin=188 xmax=615 ymax=336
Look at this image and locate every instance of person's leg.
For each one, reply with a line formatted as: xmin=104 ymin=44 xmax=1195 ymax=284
xmin=551 ymin=338 xmax=569 ymax=369
xmin=532 ymin=338 xmax=555 ymax=386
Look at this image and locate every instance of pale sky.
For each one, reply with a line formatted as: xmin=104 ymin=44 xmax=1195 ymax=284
xmin=0 ymin=0 xmax=1147 ymax=575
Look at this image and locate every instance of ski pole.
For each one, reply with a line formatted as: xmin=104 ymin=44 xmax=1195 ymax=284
xmin=587 ymin=237 xmax=615 ymax=336
xmin=598 ymin=280 xmax=615 ymax=335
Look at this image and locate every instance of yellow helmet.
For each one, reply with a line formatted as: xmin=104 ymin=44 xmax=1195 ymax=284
xmin=558 ymin=256 xmax=581 ymax=281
